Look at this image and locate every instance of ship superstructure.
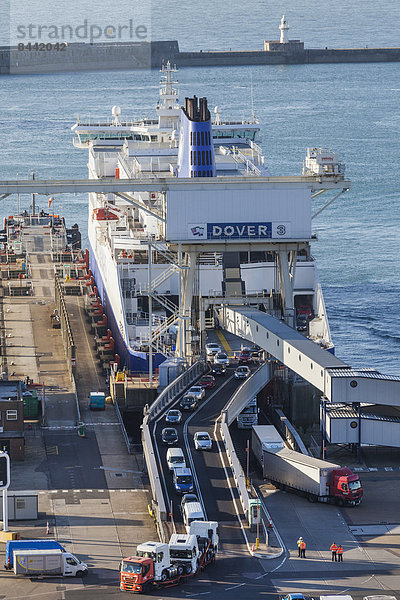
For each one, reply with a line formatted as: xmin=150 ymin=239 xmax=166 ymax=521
xmin=72 ymin=62 xmax=348 ymax=374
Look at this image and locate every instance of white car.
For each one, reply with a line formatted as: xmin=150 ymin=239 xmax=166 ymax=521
xmin=194 ymin=431 xmax=213 ymax=451
xmin=214 ymin=352 xmax=229 ymax=366
xmin=205 ymin=343 xmax=221 ymax=357
xmin=186 ymin=385 xmax=205 ymax=401
xmin=234 ymin=366 xmax=251 ymax=379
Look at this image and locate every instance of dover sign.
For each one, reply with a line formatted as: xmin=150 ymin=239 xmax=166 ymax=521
xmin=188 ymin=222 xmax=291 ymax=240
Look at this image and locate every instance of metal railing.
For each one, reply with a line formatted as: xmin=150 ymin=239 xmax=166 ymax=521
xmin=218 ymin=363 xmax=271 ymax=518
xmin=220 ymin=413 xmax=250 ymax=517
xmin=141 ymin=360 xmax=205 ymax=526
xmin=54 ymin=273 xmax=76 ymax=377
xmin=224 ymin=362 xmax=270 ymax=426
xmin=114 ymin=399 xmax=134 ymax=454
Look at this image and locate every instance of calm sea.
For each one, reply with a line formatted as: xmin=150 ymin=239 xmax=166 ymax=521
xmin=0 ymin=1 xmax=399 ymax=374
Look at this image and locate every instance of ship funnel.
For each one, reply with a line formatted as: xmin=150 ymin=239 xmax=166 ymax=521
xmin=177 ymin=96 xmax=216 ymax=178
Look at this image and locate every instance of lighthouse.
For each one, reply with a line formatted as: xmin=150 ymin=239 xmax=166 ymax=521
xmin=279 ymin=15 xmax=289 ymax=44
xmin=264 ymin=17 xmax=304 ymax=52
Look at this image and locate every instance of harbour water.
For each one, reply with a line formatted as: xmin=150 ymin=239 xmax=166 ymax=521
xmin=0 ymin=1 xmax=399 ymax=374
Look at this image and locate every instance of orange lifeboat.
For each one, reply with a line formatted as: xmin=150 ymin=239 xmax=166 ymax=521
xmin=92 ymin=208 xmax=119 ymax=221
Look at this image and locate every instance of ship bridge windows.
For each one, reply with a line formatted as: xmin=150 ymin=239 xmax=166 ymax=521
xmin=212 ymin=129 xmax=257 ymax=142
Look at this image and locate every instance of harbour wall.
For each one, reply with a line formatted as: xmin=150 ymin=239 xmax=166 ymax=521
xmin=1 ymin=41 xmax=400 ymax=74
xmin=0 ymin=41 xmax=179 ymax=74
xmin=177 ymin=47 xmax=400 ymax=66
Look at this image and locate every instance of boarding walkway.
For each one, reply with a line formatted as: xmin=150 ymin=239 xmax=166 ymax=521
xmin=219 ymin=305 xmax=400 ymax=406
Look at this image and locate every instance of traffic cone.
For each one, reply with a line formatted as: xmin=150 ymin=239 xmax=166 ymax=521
xmin=251 ymin=544 xmax=255 ymax=552
xmin=269 ymin=518 xmax=273 ymax=528
xmin=46 ymin=521 xmax=51 ymax=535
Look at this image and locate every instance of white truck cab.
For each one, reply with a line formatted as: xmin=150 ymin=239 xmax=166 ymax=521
xmin=135 ymin=541 xmax=171 ymax=581
xmin=169 ymin=533 xmax=199 ymax=574
xmin=189 ymin=520 xmax=219 ymax=552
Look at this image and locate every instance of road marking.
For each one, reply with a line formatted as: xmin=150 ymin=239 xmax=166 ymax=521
xmin=213 ymin=414 xmax=253 ymax=554
xmin=184 ymin=374 xmax=235 ymax=519
xmin=216 ymin=330 xmax=232 ymax=354
xmin=224 ymin=583 xmax=246 ymax=591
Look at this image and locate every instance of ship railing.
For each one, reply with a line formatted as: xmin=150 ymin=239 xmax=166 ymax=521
xmin=150 ymin=291 xmax=178 ymax=315
xmin=249 ymin=140 xmax=263 ymax=156
xmin=197 ymin=252 xmax=223 ymax=266
xmin=144 ymin=263 xmax=180 ymax=294
xmin=151 ymin=312 xmax=179 ymax=344
xmin=231 ymin=147 xmax=262 ymax=176
xmin=118 ymin=153 xmax=135 ymax=178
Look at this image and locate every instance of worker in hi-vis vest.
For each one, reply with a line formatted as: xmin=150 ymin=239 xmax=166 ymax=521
xmin=330 ymin=542 xmax=338 ymax=561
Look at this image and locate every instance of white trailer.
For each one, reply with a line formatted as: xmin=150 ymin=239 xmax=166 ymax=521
xmin=251 ymin=425 xmax=284 ymax=469
xmin=262 ymin=446 xmax=363 ymax=505
xmin=13 ymin=549 xmax=87 ymax=577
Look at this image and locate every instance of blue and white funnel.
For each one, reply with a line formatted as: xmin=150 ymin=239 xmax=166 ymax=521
xmin=177 ymin=96 xmax=216 ymax=178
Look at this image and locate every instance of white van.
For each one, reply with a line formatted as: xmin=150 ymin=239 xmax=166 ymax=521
xmin=166 ymin=447 xmax=186 ymax=471
xmin=183 ymin=502 xmax=205 ymax=532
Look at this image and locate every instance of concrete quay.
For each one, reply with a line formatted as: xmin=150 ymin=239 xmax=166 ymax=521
xmin=0 ymin=241 xmax=157 ymax=597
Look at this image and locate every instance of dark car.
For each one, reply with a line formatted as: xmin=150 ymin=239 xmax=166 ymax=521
xmin=296 ymin=313 xmax=309 ymax=332
xmin=239 ymin=348 xmax=252 ymax=364
xmin=161 ymin=427 xmax=178 ymax=446
xmin=179 ymin=396 xmax=198 ymax=411
xmin=212 ymin=363 xmax=226 ymax=376
xmin=250 ymin=344 xmax=261 ymax=356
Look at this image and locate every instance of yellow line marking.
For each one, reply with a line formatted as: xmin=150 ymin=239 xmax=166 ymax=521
xmin=56 ymin=445 xmax=58 ymax=455
xmin=216 ymin=330 xmax=232 ymax=355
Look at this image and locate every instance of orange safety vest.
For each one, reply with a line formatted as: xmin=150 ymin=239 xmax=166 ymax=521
xmin=330 ymin=544 xmax=338 ymax=552
xmin=300 ymin=541 xmax=306 ymax=550
xmin=337 ymin=546 xmax=343 ymax=554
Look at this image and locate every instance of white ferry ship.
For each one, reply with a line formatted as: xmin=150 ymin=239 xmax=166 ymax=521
xmin=72 ymin=63 xmax=346 ymax=374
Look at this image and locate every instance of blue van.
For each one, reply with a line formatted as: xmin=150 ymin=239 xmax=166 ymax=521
xmin=5 ymin=539 xmax=65 ymax=569
xmin=173 ymin=467 xmax=194 ymax=494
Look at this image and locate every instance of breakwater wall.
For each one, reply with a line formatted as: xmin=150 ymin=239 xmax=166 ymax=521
xmin=1 ymin=41 xmax=400 ymax=75
xmin=0 ymin=41 xmax=179 ymax=74
xmin=177 ymin=47 xmax=400 ymax=66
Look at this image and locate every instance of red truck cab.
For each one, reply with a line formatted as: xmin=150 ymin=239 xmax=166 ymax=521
xmin=330 ymin=467 xmax=363 ymax=505
xmin=120 ymin=557 xmax=154 ymax=593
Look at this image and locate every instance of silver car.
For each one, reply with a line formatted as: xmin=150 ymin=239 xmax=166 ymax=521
xmin=186 ymin=385 xmax=205 ymax=401
xmin=194 ymin=431 xmax=213 ymax=451
xmin=234 ymin=366 xmax=251 ymax=379
xmin=214 ymin=352 xmax=229 ymax=366
xmin=206 ymin=343 xmax=221 ymax=357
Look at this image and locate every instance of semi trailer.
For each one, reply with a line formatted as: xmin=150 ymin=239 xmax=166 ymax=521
xmin=262 ymin=445 xmax=363 ymax=505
